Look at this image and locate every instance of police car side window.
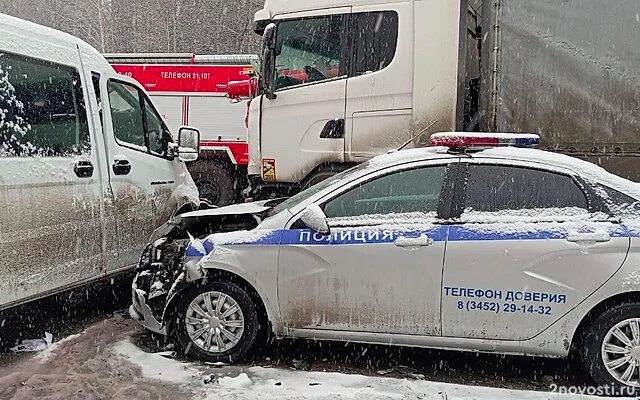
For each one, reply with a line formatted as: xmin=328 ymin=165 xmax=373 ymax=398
xmin=323 ymin=165 xmax=446 ymax=219
xmin=464 ymin=165 xmax=587 ymax=212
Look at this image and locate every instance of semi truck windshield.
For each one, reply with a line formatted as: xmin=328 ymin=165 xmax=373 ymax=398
xmin=273 ymin=15 xmax=345 ymax=90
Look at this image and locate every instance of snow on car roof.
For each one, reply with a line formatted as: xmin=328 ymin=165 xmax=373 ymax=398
xmin=475 ymin=147 xmax=640 ymax=199
xmin=367 ymin=144 xmax=640 ymax=200
xmin=367 ymin=146 xmax=455 ymax=167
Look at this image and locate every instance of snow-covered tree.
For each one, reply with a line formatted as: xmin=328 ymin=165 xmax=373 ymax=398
xmin=0 ymin=64 xmax=31 ymax=156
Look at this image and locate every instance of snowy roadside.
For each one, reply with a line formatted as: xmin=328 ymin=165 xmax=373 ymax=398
xmin=2 ymin=314 xmax=634 ymax=400
xmin=115 ymin=337 xmax=634 ymax=400
xmin=0 ymin=316 xmax=196 ymax=400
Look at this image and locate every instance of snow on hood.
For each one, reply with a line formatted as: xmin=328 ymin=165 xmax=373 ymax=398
xmin=180 ymin=200 xmax=274 ymax=218
xmin=185 ymin=229 xmax=276 ymax=261
xmin=203 ymin=229 xmax=275 ymax=246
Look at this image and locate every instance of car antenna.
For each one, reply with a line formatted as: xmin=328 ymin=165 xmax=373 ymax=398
xmin=395 ymin=120 xmax=438 ymax=151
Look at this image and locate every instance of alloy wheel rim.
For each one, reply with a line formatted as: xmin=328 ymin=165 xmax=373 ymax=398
xmin=602 ymin=317 xmax=640 ymax=387
xmin=185 ymin=291 xmax=244 ymax=354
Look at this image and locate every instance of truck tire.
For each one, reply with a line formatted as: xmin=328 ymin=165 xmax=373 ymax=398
xmin=189 ymin=163 xmax=236 ymax=206
xmin=302 ymin=164 xmax=353 ymax=190
xmin=581 ymin=302 xmax=640 ymax=395
xmin=174 ymin=280 xmax=260 ymax=363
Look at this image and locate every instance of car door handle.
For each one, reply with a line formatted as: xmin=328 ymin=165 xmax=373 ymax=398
xmin=566 ymin=232 xmax=611 ymax=243
xmin=394 ymin=235 xmax=434 ymax=248
xmin=73 ymin=159 xmax=94 ymax=178
xmin=112 ymin=158 xmax=132 ymax=176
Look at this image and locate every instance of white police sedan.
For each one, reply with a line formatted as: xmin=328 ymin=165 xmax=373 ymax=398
xmin=130 ymin=133 xmax=640 ymax=392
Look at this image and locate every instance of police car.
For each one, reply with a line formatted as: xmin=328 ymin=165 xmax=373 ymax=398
xmin=130 ymin=132 xmax=640 ymax=391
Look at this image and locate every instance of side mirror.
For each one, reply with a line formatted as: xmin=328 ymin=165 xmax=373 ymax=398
xmin=299 ymin=203 xmax=330 ymax=235
xmin=177 ymin=126 xmax=200 ymax=162
xmin=261 ymin=23 xmax=277 ymax=100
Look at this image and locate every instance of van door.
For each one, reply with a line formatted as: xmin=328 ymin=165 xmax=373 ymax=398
xmin=0 ymin=50 xmax=105 ymax=307
xmin=100 ymin=76 xmax=193 ymax=271
xmin=345 ymin=4 xmax=413 ymax=161
xmin=259 ymin=9 xmax=350 ymax=184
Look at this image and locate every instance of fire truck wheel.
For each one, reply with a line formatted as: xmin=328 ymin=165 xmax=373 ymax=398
xmin=190 ymin=163 xmax=236 ymax=206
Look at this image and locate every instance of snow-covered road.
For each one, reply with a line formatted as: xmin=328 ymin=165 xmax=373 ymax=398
xmin=115 ymin=332 xmax=629 ymax=400
xmin=1 ymin=314 xmax=634 ymax=399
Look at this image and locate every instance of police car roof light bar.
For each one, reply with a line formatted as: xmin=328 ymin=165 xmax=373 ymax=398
xmin=430 ymin=132 xmax=540 ymax=152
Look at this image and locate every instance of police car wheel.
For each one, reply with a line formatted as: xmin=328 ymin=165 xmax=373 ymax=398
xmin=581 ymin=303 xmax=640 ymax=395
xmin=174 ymin=280 xmax=260 ymax=363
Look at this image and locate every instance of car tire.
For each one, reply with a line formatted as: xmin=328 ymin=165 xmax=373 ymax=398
xmin=189 ymin=163 xmax=236 ymax=206
xmin=174 ymin=280 xmax=260 ymax=363
xmin=581 ymin=302 xmax=640 ymax=395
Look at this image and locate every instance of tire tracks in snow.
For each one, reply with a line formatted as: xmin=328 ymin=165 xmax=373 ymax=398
xmin=0 ymin=316 xmax=194 ymax=400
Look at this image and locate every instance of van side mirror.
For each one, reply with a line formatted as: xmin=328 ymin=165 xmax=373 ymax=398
xmin=177 ymin=126 xmax=200 ymax=162
xmin=299 ymin=203 xmax=330 ymax=235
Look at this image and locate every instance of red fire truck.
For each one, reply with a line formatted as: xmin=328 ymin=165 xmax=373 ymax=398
xmin=104 ymin=53 xmax=258 ymax=205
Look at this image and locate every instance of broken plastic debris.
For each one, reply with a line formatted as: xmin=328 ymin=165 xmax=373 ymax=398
xmin=114 ymin=309 xmax=132 ymax=319
xmin=155 ymin=351 xmax=176 ymax=359
xmin=203 ymin=374 xmax=217 ymax=385
xmin=10 ymin=332 xmax=53 ymax=352
xmin=377 ymin=368 xmax=394 ymax=375
xmin=205 ymin=361 xmax=227 ymax=367
xmin=288 ymin=358 xmax=310 ymax=370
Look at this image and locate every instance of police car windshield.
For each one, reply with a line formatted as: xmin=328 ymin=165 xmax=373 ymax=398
xmin=267 ymin=162 xmax=372 ymax=217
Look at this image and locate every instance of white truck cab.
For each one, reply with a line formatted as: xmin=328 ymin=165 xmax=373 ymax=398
xmin=247 ymin=0 xmax=640 ymax=198
xmin=247 ymin=0 xmax=472 ymax=198
xmin=0 ymin=13 xmax=201 ymax=310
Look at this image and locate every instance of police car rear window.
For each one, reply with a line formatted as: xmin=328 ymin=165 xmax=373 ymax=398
xmin=464 ymin=165 xmax=587 ymax=212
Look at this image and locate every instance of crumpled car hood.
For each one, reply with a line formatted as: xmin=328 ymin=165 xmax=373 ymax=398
xmin=179 ymin=199 xmax=275 ymax=218
xmin=147 ymin=198 xmax=286 ymax=243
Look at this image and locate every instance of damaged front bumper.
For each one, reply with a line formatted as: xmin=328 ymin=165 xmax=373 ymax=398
xmin=128 ymin=199 xmax=280 ymax=336
xmin=129 ymin=237 xmax=188 ymax=336
xmin=130 ymin=281 xmax=165 ymax=335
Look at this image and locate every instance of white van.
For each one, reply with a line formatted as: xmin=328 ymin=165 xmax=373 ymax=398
xmin=0 ymin=13 xmax=201 ymax=310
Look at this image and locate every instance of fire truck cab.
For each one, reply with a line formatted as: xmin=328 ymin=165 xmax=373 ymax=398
xmin=105 ymin=53 xmax=258 ymax=205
